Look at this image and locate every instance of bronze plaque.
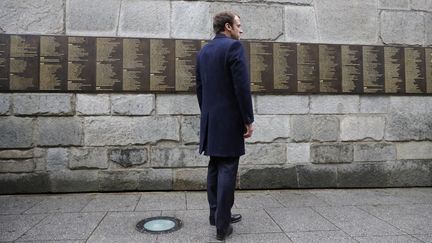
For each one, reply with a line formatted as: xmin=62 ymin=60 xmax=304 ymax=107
xmin=297 ymin=43 xmax=319 ymax=93
xmin=96 ymin=37 xmax=122 ymax=91
xmin=40 ymin=36 xmax=68 ymax=91
xmin=319 ymin=44 xmax=341 ymax=93
xmin=362 ymin=46 xmax=384 ymax=93
xmin=426 ymin=48 xmax=432 ymax=94
xmin=404 ymin=47 xmax=426 ymax=93
xmin=273 ymin=42 xmax=297 ymax=92
xmin=0 ymin=35 xmax=9 ymax=90
xmin=384 ymin=46 xmax=404 ymax=93
xmin=150 ymin=39 xmax=175 ymax=91
xmin=249 ymin=42 xmax=273 ymax=92
xmin=67 ymin=36 xmax=96 ymax=91
xmin=175 ymin=40 xmax=200 ymax=92
xmin=341 ymin=45 xmax=362 ymax=93
xmin=9 ymin=35 xmax=39 ymax=91
xmin=122 ymin=38 xmax=150 ymax=91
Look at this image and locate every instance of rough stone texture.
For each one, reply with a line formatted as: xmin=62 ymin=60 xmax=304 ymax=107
xmin=310 ymin=95 xmax=359 ymax=114
xmin=248 ymin=115 xmax=290 ymax=143
xmin=0 ymin=173 xmax=50 ymax=194
xmin=109 ymin=148 xmax=148 ymax=168
xmin=397 ymin=142 xmax=432 ymax=160
xmin=265 ymin=0 xmax=313 ymax=3
xmin=340 ymin=116 xmax=385 ymax=141
xmin=0 ymin=149 xmax=33 ymax=159
xmin=84 ymin=116 xmax=179 ymax=146
xmin=380 ymin=11 xmax=424 ymax=45
xmin=291 ymin=115 xmax=339 ymax=142
xmin=150 ymin=146 xmax=206 ymax=168
xmin=171 ymin=2 xmax=212 ymax=39
xmin=426 ymin=13 xmax=432 ymax=46
xmin=256 ymin=95 xmax=309 ymax=114
xmin=209 ymin=3 xmax=284 ymax=40
xmin=0 ymin=94 xmax=10 ymax=115
xmin=111 ymin=94 xmax=154 ymax=116
xmin=0 ymin=0 xmax=64 ymax=34
xmin=98 ymin=171 xmax=139 ymax=191
xmin=76 ymin=94 xmax=110 ymax=115
xmin=314 ymin=0 xmax=378 ymax=44
xmin=0 ymin=117 xmax=33 ymax=148
xmin=411 ymin=0 xmax=432 ymax=11
xmin=156 ymin=95 xmax=200 ymax=115
xmin=240 ymin=166 xmax=298 ymax=189
xmin=385 ymin=113 xmax=432 ymax=141
xmin=389 ymin=96 xmax=432 ymax=114
xmin=13 ymin=94 xmax=73 ymax=116
xmin=69 ymin=147 xmax=108 ymax=169
xmin=242 ymin=144 xmax=287 ymax=165
xmin=180 ymin=116 xmax=200 ymax=144
xmin=386 ymin=160 xmax=432 ymax=187
xmin=337 ymin=163 xmax=389 ymax=187
xmin=119 ymin=0 xmax=170 ymax=38
xmin=46 ymin=148 xmax=69 ymax=171
xmin=311 ymin=143 xmax=353 ymax=164
xmin=297 ymin=164 xmax=338 ymax=188
xmin=354 ymin=143 xmax=396 ymax=162
xmin=49 ymin=170 xmax=99 ymax=192
xmin=287 ymin=143 xmax=310 ymax=163
xmin=378 ymin=0 xmax=409 ymax=9
xmin=284 ymin=6 xmax=318 ymax=42
xmin=173 ymin=168 xmax=206 ymax=190
xmin=36 ymin=117 xmax=83 ymax=146
xmin=66 ymin=0 xmax=120 ymax=36
xmin=0 ymin=159 xmax=34 ymax=172
xmin=33 ymin=148 xmax=46 ymax=172
xmin=137 ymin=169 xmax=173 ymax=190
xmin=360 ymin=96 xmax=389 ymax=113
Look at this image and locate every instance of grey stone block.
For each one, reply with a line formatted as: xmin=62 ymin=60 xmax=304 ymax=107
xmin=150 ymin=146 xmax=206 ymax=168
xmin=33 ymin=148 xmax=46 ymax=172
xmin=284 ymin=6 xmax=318 ymax=42
xmin=174 ymin=168 xmax=207 ymax=190
xmin=311 ymin=143 xmax=353 ymax=163
xmin=156 ymin=94 xmax=200 ymax=115
xmin=180 ymin=116 xmax=200 ymax=144
xmin=98 ymin=170 xmax=139 ymax=191
xmin=290 ymin=115 xmax=312 ymax=141
xmin=265 ymin=0 xmax=313 ymax=3
xmin=380 ymin=11 xmax=424 ymax=45
xmin=0 ymin=172 xmax=50 ymax=194
xmin=386 ymin=160 xmax=432 ymax=187
xmin=13 ymin=94 xmax=73 ymax=116
xmin=411 ymin=0 xmax=432 ymax=11
xmin=84 ymin=116 xmax=179 ymax=146
xmin=171 ymin=2 xmax=212 ymax=39
xmin=297 ymin=164 xmax=338 ymax=188
xmin=137 ymin=169 xmax=173 ymax=191
xmin=109 ymin=148 xmax=148 ymax=168
xmin=69 ymin=147 xmax=108 ymax=169
xmin=312 ymin=116 xmax=339 ymax=141
xmin=0 ymin=94 xmax=10 ymax=115
xmin=256 ymin=95 xmax=309 ymax=114
xmin=119 ymin=0 xmax=170 ymax=38
xmin=378 ymin=0 xmax=409 ymax=9
xmin=46 ymin=148 xmax=68 ymax=171
xmin=360 ymin=96 xmax=389 ymax=113
xmin=310 ymin=95 xmax=359 ymax=114
xmin=209 ymin=3 xmax=283 ymax=40
xmin=248 ymin=115 xmax=290 ymax=143
xmin=426 ymin=13 xmax=432 ymax=46
xmin=76 ymin=94 xmax=110 ymax=115
xmin=0 ymin=0 xmax=64 ymax=34
xmin=315 ymin=0 xmax=378 ymax=44
xmin=0 ymin=149 xmax=33 ymax=159
xmin=0 ymin=117 xmax=33 ymax=148
xmin=242 ymin=143 xmax=287 ymax=165
xmin=239 ymin=166 xmax=298 ymax=189
xmin=49 ymin=170 xmax=99 ymax=192
xmin=66 ymin=0 xmax=120 ymax=36
xmin=0 ymin=159 xmax=34 ymax=172
xmin=287 ymin=143 xmax=310 ymax=163
xmin=389 ymin=96 xmax=432 ymax=114
xmin=340 ymin=116 xmax=385 ymax=141
xmin=397 ymin=141 xmax=432 ymax=160
xmin=385 ymin=113 xmax=432 ymax=141
xmin=354 ymin=143 xmax=396 ymax=162
xmin=111 ymin=94 xmax=154 ymax=116
xmin=337 ymin=163 xmax=389 ymax=187
xmin=36 ymin=117 xmax=83 ymax=146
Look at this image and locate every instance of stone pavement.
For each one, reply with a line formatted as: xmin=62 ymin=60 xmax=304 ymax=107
xmin=1 ymin=188 xmax=432 ymax=243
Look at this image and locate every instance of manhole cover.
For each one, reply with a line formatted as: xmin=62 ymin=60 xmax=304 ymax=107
xmin=136 ymin=216 xmax=182 ymax=234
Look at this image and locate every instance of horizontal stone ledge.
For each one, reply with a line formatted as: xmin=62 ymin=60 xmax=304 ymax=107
xmin=0 ymin=149 xmax=34 ymax=159
xmin=0 ymin=159 xmax=35 ymax=173
xmin=239 ymin=165 xmax=298 ymax=189
xmin=150 ymin=146 xmax=206 ymax=168
xmin=311 ymin=143 xmax=353 ymax=164
xmin=12 ymin=94 xmax=74 ymax=116
xmin=173 ymin=168 xmax=206 ymax=190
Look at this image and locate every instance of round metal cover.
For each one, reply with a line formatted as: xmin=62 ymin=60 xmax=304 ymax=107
xmin=136 ymin=216 xmax=182 ymax=234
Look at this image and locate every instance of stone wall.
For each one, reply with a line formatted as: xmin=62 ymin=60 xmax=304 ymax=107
xmin=1 ymin=0 xmax=432 ymax=193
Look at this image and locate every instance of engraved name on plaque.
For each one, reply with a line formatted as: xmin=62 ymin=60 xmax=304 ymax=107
xmin=175 ymin=40 xmax=199 ymax=92
xmin=0 ymin=35 xmax=9 ymax=90
xmin=426 ymin=48 xmax=432 ymax=94
xmin=96 ymin=37 xmax=122 ymax=91
xmin=341 ymin=45 xmax=362 ymax=93
xmin=362 ymin=46 xmax=384 ymax=93
xmin=40 ymin=36 xmax=68 ymax=91
xmin=297 ymin=44 xmax=319 ymax=93
xmin=319 ymin=44 xmax=341 ymax=93
xmin=273 ymin=43 xmax=297 ymax=92
xmin=10 ymin=35 xmax=39 ymax=90
xmin=68 ymin=36 xmax=96 ymax=91
xmin=249 ymin=42 xmax=273 ymax=92
xmin=405 ymin=47 xmax=426 ymax=93
xmin=150 ymin=39 xmax=175 ymax=91
xmin=123 ymin=38 xmax=150 ymax=91
xmin=384 ymin=46 xmax=404 ymax=93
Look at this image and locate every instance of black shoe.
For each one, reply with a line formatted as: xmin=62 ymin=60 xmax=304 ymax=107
xmin=209 ymin=214 xmax=242 ymax=226
xmin=216 ymin=225 xmax=233 ymax=241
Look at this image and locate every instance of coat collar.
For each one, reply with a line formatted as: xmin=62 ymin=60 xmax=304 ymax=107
xmin=214 ymin=33 xmax=229 ymax=39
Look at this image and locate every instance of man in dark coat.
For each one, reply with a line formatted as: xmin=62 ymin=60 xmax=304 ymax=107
xmin=196 ymin=11 xmax=254 ymax=241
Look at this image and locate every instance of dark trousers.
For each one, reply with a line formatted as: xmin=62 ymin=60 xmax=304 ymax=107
xmin=207 ymin=156 xmax=239 ymax=230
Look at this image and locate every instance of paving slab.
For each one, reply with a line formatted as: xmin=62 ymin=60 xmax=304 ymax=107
xmin=16 ymin=240 xmax=84 ymax=243
xmin=412 ymin=234 xmax=432 ymax=242
xmin=0 ymin=214 xmax=47 ymax=241
xmin=24 ymin=194 xmax=94 ymax=214
xmin=228 ymin=209 xmax=282 ymax=234
xmin=227 ymin=232 xmax=292 ymax=243
xmin=135 ymin=192 xmax=186 ymax=211
xmin=269 ymin=190 xmax=330 ymax=207
xmin=234 ymin=191 xmax=283 ymax=209
xmin=0 ymin=195 xmax=44 ymax=214
xmin=287 ymin=230 xmax=357 ymax=243
xmin=185 ymin=191 xmax=208 ymax=210
xmin=81 ymin=193 xmax=140 ymax=212
xmin=354 ymin=235 xmax=423 ymax=243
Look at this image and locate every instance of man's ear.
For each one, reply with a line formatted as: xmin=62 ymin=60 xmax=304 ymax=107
xmin=225 ymin=23 xmax=232 ymax=31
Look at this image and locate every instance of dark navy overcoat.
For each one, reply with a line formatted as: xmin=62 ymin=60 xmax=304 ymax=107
xmin=196 ymin=34 xmax=254 ymax=157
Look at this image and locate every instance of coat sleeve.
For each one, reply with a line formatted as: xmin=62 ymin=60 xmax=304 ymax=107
xmin=196 ymin=53 xmax=202 ymax=111
xmin=228 ymin=41 xmax=254 ymax=125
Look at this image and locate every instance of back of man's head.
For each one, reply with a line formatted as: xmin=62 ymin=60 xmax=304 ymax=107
xmin=213 ymin=11 xmax=239 ymax=34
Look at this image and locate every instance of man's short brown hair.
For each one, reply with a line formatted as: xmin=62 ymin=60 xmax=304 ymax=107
xmin=213 ymin=11 xmax=239 ymax=34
